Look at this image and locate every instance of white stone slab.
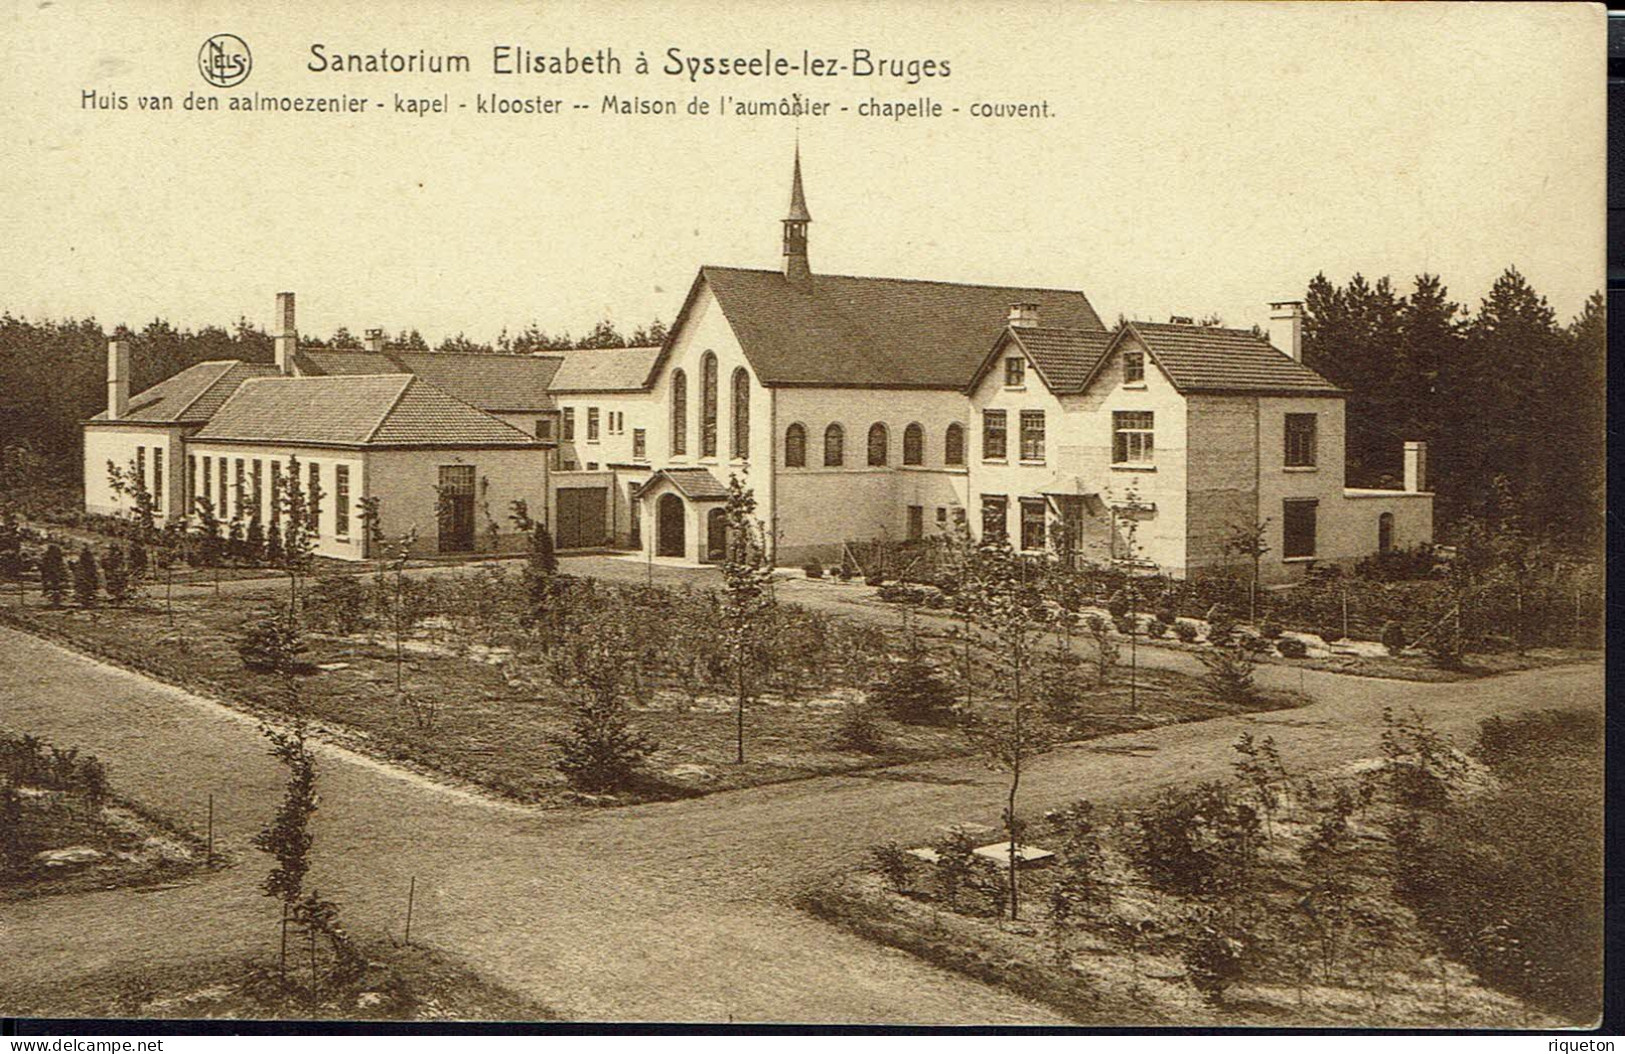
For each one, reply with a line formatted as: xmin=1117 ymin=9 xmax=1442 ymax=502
xmin=972 ymin=842 xmax=1056 ymax=867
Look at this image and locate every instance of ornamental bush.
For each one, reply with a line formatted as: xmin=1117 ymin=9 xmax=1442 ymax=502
xmin=1275 ymin=637 xmax=1308 ymax=659
xmin=1381 ymin=620 xmax=1407 ymax=656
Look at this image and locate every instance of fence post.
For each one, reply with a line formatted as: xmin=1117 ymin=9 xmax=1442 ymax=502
xmin=404 ymin=875 xmax=415 ymax=947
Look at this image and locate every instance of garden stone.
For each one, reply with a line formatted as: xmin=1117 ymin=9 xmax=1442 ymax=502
xmin=972 ymin=842 xmax=1056 ymax=867
xmin=667 ymin=763 xmax=716 ymax=782
xmin=906 ymin=847 xmax=941 ymax=864
xmin=37 ymin=845 xmax=104 ymax=867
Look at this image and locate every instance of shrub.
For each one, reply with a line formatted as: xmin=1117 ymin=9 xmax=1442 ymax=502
xmin=1155 ymin=606 xmax=1178 ymax=627
xmin=1260 ymin=620 xmax=1283 ymax=640
xmin=836 ymin=566 xmax=854 ymax=581
xmin=238 ymin=612 xmax=307 ymax=673
xmin=1198 ymin=642 xmax=1258 ymax=704
xmin=101 ymin=545 xmax=130 ymax=606
xmin=1184 ymin=912 xmax=1249 ymax=1006
xmin=1205 ymin=606 xmax=1236 ymax=646
xmin=932 ymin=829 xmax=979 ymax=909
xmin=1147 ymin=619 xmax=1169 ymax=639
xmin=802 ymin=562 xmax=824 ymax=579
xmin=1133 ymin=782 xmax=1259 ymax=896
xmin=1173 ymin=620 xmax=1199 ymax=643
xmin=1114 ymin=615 xmax=1135 ymax=637
xmin=1106 ymin=592 xmax=1130 ymax=619
xmin=127 ymin=539 xmax=149 ymax=579
xmin=39 ymin=544 xmax=66 ymax=607
xmin=72 ymin=544 xmax=101 ymax=607
xmin=828 ymin=565 xmax=844 ymax=579
xmin=871 ymin=841 xmax=918 ymax=895
xmin=245 ymin=516 xmax=267 ymax=563
xmin=308 ymin=574 xmax=370 ymax=634
xmin=264 ymin=522 xmax=285 ymax=566
xmin=1086 ymin=614 xmax=1119 ymax=681
xmin=834 ymin=699 xmax=887 ymax=754
xmin=556 ymin=693 xmax=654 ymax=793
xmin=1275 ymin=636 xmax=1308 ymax=659
xmin=868 ymin=654 xmax=957 ymax=725
xmin=1319 ymin=624 xmax=1345 ymax=645
xmin=864 ymin=574 xmax=885 ymax=587
xmin=1380 ymin=620 xmax=1407 ymax=656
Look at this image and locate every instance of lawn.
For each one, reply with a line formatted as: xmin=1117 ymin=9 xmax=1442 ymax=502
xmin=0 ymin=561 xmax=1303 ymax=809
xmin=2 ymin=730 xmax=212 ymax=902
xmin=804 ymin=708 xmax=1602 ymax=1028
xmin=2 ymin=944 xmax=555 ymax=1022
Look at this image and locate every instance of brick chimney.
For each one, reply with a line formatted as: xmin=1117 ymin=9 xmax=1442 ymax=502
xmin=1404 ymin=441 xmax=1429 ymax=493
xmin=106 ymin=340 xmax=130 ymax=419
xmin=273 ymin=292 xmax=297 ymax=375
xmin=1008 ymin=302 xmax=1040 ymax=329
xmin=1270 ymin=301 xmax=1305 ymax=362
xmin=364 ymin=328 xmax=385 ymax=353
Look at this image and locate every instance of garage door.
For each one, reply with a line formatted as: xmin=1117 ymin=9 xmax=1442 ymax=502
xmin=555 ymin=486 xmax=608 ymax=550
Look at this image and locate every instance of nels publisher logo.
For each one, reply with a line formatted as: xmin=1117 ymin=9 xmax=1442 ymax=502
xmin=199 ymin=34 xmax=251 ymax=87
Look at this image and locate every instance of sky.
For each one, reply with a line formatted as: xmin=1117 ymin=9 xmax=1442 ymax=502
xmin=0 ymin=0 xmax=1605 ymax=346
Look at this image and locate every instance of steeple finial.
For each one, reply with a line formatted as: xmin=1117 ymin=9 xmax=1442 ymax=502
xmin=782 ymin=145 xmax=812 ymax=285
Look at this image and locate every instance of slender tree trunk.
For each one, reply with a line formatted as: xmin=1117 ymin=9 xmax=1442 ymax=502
xmin=1007 ymin=750 xmax=1021 ymax=921
xmin=735 ymin=664 xmax=746 ymax=764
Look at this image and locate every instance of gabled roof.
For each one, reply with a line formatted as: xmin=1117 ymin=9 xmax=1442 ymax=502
xmin=88 ymin=360 xmax=279 ymax=424
xmin=191 ymin=375 xmax=543 ymax=448
xmin=1121 ymin=321 xmax=1344 ymax=395
xmin=633 ymin=467 xmax=730 ymax=502
xmin=966 ymin=326 xmax=1118 ymax=395
xmin=297 ymin=349 xmax=564 ymax=412
xmin=665 ymin=266 xmax=1105 ymax=390
xmin=546 ymin=346 xmax=661 ymax=393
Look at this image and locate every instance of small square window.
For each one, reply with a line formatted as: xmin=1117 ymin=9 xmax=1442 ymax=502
xmin=1123 ymin=349 xmax=1145 ymax=385
xmin=1004 ymin=357 xmax=1025 ymax=387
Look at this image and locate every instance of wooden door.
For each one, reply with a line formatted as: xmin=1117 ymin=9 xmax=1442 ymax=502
xmin=437 ymin=465 xmax=476 ymax=553
xmin=556 ymin=486 xmax=608 ymax=550
xmin=656 ymin=493 xmax=685 ymax=557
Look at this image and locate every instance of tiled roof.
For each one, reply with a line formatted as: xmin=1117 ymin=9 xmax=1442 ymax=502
xmin=1005 ymin=327 xmax=1118 ymax=393
xmin=88 ymin=360 xmax=278 ymax=424
xmin=296 ymin=350 xmax=398 ymax=376
xmin=691 ymin=266 xmax=1105 ymax=389
xmin=546 ymin=346 xmax=661 ymax=392
xmin=295 ymin=349 xmax=564 ymax=411
xmin=635 ymin=467 xmax=730 ymax=502
xmin=1127 ymin=322 xmax=1344 ymax=395
xmin=192 ymin=375 xmax=541 ymax=448
xmin=391 ymin=351 xmax=562 ymax=411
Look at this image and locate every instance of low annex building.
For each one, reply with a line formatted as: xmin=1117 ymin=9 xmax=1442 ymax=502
xmin=83 ymin=150 xmax=1432 ymax=580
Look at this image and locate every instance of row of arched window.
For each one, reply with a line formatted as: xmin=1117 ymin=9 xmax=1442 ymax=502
xmin=784 ymin=421 xmax=966 ymax=469
xmin=671 ymin=353 xmax=751 ymax=460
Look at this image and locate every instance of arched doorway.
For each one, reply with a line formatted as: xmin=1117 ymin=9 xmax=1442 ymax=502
xmin=706 ymin=507 xmax=728 ymax=563
xmin=1378 ymin=511 xmax=1395 ymax=552
xmin=657 ymin=493 xmax=685 ymax=557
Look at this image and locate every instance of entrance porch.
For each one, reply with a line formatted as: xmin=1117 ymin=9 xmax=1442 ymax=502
xmin=633 ymin=468 xmax=731 ymax=565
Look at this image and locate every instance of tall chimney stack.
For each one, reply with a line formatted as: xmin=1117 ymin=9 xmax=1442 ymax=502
xmin=274 ymin=292 xmax=297 ymax=375
xmin=364 ymin=328 xmax=385 ymax=353
xmin=106 ymin=340 xmax=130 ymax=420
xmin=1270 ymin=300 xmax=1305 ymax=362
xmin=1404 ymin=441 xmax=1429 ymax=493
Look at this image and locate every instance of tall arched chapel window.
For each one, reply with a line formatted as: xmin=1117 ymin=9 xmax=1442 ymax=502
xmin=945 ymin=422 xmax=965 ymax=466
xmin=867 ymin=423 xmax=889 ymax=467
xmin=701 ymin=352 xmax=719 ymax=458
xmin=903 ymin=423 xmax=924 ymax=466
xmin=824 ymin=423 xmax=844 ymax=467
xmin=731 ymin=367 xmax=750 ymax=459
xmin=670 ymin=369 xmax=688 ymax=455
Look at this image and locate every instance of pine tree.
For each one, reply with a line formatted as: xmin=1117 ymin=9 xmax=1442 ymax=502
xmin=39 ymin=544 xmax=67 ymax=607
xmin=102 ymin=544 xmax=130 ymax=606
xmin=1562 ymin=291 xmax=1606 ymax=545
xmin=72 ymin=544 xmax=101 ymax=607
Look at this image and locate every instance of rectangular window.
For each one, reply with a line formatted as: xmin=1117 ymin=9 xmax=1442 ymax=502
xmin=563 ymin=459 xmax=578 ymax=471
xmin=1285 ymin=413 xmax=1318 ymax=467
xmin=982 ymin=409 xmax=1007 ymax=460
xmin=633 ymin=428 xmax=647 ymax=461
xmin=587 ymin=407 xmax=600 ymax=442
xmin=308 ymin=462 xmax=321 ymax=532
xmin=907 ymin=505 xmax=924 ymax=541
xmin=270 ymin=462 xmax=282 ymax=525
xmin=562 ymin=408 xmax=576 ymax=441
xmin=152 ymin=447 xmax=164 ymax=510
xmin=334 ymin=465 xmax=350 ymax=538
xmin=136 ymin=447 xmax=146 ymax=489
xmin=233 ymin=459 xmax=245 ymax=519
xmin=1112 ymin=411 xmax=1155 ymax=465
xmin=187 ymin=455 xmax=197 ymax=510
xmin=936 ymin=507 xmax=948 ymax=527
xmin=1004 ymin=357 xmax=1025 ymax=387
xmin=251 ymin=459 xmax=263 ymax=519
xmin=1020 ymin=498 xmax=1047 ymax=551
xmin=535 ymin=415 xmax=556 ymax=441
xmin=200 ymin=455 xmax=211 ymax=506
xmin=216 ymin=458 xmax=227 ymax=517
xmin=981 ymin=495 xmax=1008 ymax=542
xmin=1283 ymin=498 xmax=1318 ymax=558
xmin=1020 ymin=410 xmax=1046 ymax=462
xmin=1123 ymin=349 xmax=1145 ymax=385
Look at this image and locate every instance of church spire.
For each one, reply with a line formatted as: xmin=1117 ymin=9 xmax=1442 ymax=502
xmin=782 ymin=146 xmax=812 ymax=286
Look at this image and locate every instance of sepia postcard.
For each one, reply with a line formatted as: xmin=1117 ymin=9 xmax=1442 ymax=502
xmin=0 ymin=0 xmax=1607 ymax=1034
